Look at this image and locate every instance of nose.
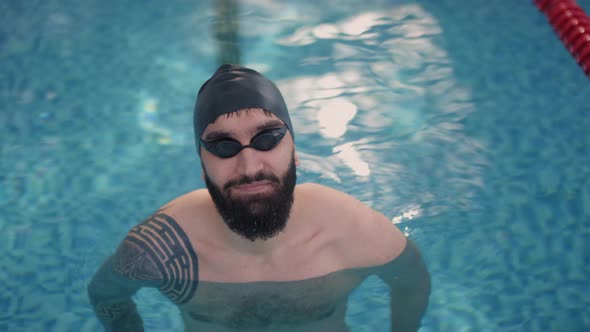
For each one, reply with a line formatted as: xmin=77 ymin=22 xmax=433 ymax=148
xmin=234 ymin=146 xmax=264 ymax=177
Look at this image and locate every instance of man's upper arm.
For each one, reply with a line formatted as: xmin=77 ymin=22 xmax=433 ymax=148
xmin=86 ymin=232 xmax=164 ymax=325
xmin=375 ymin=239 xmax=430 ymax=289
xmin=88 ymin=213 xmax=200 ymax=306
xmin=373 ymin=239 xmax=431 ymax=332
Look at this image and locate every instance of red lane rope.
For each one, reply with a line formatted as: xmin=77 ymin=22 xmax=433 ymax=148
xmin=534 ymin=0 xmax=590 ymax=76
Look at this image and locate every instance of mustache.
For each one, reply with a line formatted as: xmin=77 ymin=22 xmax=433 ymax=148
xmin=223 ymin=171 xmax=280 ymax=190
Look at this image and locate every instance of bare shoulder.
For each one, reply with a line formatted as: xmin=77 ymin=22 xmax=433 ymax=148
xmin=155 ymin=189 xmax=223 ymax=244
xmin=156 ymin=189 xmax=216 ymax=225
xmin=298 ymin=183 xmax=407 ymax=268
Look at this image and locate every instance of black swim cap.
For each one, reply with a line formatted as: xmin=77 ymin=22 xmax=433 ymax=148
xmin=193 ymin=64 xmax=294 ymax=155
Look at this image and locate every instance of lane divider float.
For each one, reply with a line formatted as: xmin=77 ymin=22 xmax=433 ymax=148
xmin=534 ymin=0 xmax=590 ymax=76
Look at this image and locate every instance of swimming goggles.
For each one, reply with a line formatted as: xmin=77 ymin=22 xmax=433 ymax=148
xmin=200 ymin=125 xmax=288 ymax=159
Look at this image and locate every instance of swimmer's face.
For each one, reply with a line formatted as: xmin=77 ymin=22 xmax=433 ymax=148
xmin=200 ymin=108 xmax=298 ymax=241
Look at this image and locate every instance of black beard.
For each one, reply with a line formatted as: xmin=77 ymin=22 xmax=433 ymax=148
xmin=204 ymin=158 xmax=297 ymax=242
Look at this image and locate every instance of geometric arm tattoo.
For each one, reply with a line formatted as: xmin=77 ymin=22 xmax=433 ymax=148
xmin=88 ymin=212 xmax=199 ymax=330
xmin=124 ymin=213 xmax=199 ymax=304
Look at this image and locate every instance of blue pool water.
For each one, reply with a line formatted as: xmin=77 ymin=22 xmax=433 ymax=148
xmin=1 ymin=0 xmax=590 ymax=331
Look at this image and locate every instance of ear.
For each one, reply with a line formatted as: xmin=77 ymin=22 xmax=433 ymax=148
xmin=294 ymin=151 xmax=300 ymax=167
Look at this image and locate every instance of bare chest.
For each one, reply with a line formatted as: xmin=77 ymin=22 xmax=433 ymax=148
xmin=178 ymin=271 xmax=363 ymax=330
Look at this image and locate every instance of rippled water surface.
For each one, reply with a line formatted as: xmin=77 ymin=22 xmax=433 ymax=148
xmin=1 ymin=0 xmax=590 ymax=331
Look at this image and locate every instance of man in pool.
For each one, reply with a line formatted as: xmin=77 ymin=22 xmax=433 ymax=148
xmin=87 ymin=64 xmax=431 ymax=332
